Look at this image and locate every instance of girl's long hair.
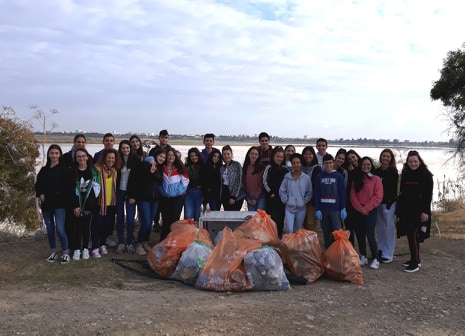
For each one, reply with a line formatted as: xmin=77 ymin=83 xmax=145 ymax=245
xmin=379 ymin=148 xmax=397 ymax=172
xmin=165 ymin=147 xmax=186 ymax=174
xmin=45 ymin=144 xmax=63 ymax=167
xmin=118 ymin=139 xmax=136 ymax=169
xmin=270 ymin=146 xmax=284 ymax=167
xmin=186 ymin=147 xmax=204 ymax=167
xmin=402 ymin=150 xmax=432 ymax=176
xmin=206 ymin=148 xmax=222 ymax=168
xmin=243 ymin=146 xmax=262 ymax=175
xmin=301 ymin=146 xmax=318 ymax=167
xmin=353 ymin=156 xmax=376 ymax=192
xmin=129 ymin=134 xmax=146 ymax=159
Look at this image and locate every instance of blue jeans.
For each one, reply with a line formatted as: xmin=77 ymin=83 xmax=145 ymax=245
xmin=137 ymin=200 xmax=158 ymax=243
xmin=43 ymin=208 xmax=68 ymax=252
xmin=320 ymin=211 xmax=343 ymax=249
xmin=184 ymin=188 xmax=202 ymax=221
xmin=246 ymin=194 xmax=266 ymax=212
xmin=205 ymin=199 xmax=219 ymax=211
xmin=284 ymin=208 xmax=306 ymax=234
xmin=116 ymin=190 xmax=136 ymax=245
xmin=353 ymin=209 xmax=378 ymax=259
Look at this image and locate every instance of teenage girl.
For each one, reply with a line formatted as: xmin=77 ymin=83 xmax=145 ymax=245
xmin=35 ymin=144 xmax=71 ymax=264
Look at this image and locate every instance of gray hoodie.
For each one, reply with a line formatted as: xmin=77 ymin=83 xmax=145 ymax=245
xmin=279 ymin=172 xmax=312 ymax=212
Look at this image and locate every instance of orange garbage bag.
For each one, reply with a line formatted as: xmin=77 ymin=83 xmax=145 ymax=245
xmin=196 ymin=227 xmax=262 ymax=292
xmin=279 ymin=229 xmax=324 ymax=284
xmin=234 ymin=209 xmax=280 ymax=246
xmin=323 ymin=229 xmax=364 ymax=285
xmin=147 ymin=219 xmax=213 ymax=277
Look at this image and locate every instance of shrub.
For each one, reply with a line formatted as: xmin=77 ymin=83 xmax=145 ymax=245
xmin=0 ymin=107 xmax=40 ymax=230
xmin=434 ymin=175 xmax=465 ymax=212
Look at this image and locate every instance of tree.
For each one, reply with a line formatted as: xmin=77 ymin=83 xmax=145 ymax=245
xmin=430 ymin=43 xmax=465 ymax=162
xmin=31 ymin=105 xmax=59 ymax=166
xmin=0 ymin=107 xmax=40 ymax=230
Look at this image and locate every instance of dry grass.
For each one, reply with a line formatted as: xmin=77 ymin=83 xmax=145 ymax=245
xmin=432 ymin=207 xmax=465 ymax=239
xmin=1 ymin=211 xmax=464 ymax=290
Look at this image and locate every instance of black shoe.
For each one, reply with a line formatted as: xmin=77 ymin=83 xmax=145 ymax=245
xmin=380 ymin=257 xmax=393 ymax=264
xmin=402 ymin=260 xmax=421 ymax=267
xmin=403 ymin=264 xmax=419 ymax=273
xmin=152 ymin=223 xmax=161 ymax=233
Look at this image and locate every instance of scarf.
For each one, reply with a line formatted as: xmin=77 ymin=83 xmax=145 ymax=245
xmin=99 ymin=165 xmax=117 ymax=215
xmin=71 ymin=146 xmax=77 ymax=162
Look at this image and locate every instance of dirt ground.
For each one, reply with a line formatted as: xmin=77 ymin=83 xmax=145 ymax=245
xmin=1 ymin=226 xmax=465 ymax=336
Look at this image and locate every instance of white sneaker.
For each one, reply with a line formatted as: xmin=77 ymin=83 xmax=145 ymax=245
xmin=82 ymin=248 xmax=90 ymax=260
xmin=72 ymin=250 xmax=81 ymax=261
xmin=106 ymin=236 xmax=117 ymax=247
xmin=360 ymin=255 xmax=368 ymax=266
xmin=370 ymin=258 xmax=380 ymax=270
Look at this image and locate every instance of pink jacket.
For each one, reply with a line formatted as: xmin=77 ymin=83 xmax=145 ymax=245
xmin=350 ymin=174 xmax=383 ymax=213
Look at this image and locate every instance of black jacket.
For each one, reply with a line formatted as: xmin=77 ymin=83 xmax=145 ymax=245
xmin=396 ymin=166 xmax=433 ymax=239
xmin=127 ymin=161 xmax=161 ymax=202
xmin=35 ymin=163 xmax=72 ymax=212
xmin=374 ymin=166 xmax=399 ymax=208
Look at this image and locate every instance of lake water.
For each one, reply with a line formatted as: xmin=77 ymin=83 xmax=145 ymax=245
xmin=41 ymin=143 xmax=461 ymax=203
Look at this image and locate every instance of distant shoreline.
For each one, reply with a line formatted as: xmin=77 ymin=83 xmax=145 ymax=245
xmin=34 ymin=133 xmax=456 ymax=150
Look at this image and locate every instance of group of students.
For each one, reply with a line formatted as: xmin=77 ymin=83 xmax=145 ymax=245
xmin=257 ymin=135 xmax=433 ymax=274
xmin=36 ymin=131 xmax=433 ymax=274
xmin=35 ymin=131 xmax=187 ymax=263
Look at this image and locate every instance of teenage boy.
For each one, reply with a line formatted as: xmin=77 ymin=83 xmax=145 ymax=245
xmin=201 ymin=133 xmax=217 ymax=161
xmin=93 ymin=133 xmax=115 ymax=164
xmin=314 ymin=154 xmax=347 ymax=249
xmin=149 ymin=129 xmax=171 ymax=157
xmin=258 ymin=132 xmax=273 ymax=168
xmin=316 ymin=138 xmax=328 ymax=167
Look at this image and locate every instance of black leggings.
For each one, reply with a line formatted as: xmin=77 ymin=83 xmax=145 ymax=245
xmin=72 ymin=213 xmax=92 ymax=251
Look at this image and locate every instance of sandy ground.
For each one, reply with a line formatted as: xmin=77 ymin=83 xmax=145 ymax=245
xmin=1 ymin=232 xmax=464 ymax=336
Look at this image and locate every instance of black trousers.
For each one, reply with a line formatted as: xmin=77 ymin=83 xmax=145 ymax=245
xmin=221 ymin=185 xmax=243 ymax=211
xmin=159 ymin=195 xmax=184 ymax=241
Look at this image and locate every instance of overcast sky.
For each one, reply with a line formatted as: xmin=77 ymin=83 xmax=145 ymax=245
xmin=1 ymin=0 xmax=463 ymax=141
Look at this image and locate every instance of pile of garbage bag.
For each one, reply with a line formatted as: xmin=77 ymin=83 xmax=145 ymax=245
xmin=147 ymin=211 xmax=364 ymax=292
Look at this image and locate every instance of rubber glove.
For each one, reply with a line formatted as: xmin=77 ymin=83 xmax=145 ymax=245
xmin=315 ymin=210 xmax=322 ymax=221
xmin=340 ymin=208 xmax=347 ymax=221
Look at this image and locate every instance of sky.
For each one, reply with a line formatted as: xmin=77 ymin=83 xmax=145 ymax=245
xmin=1 ymin=0 xmax=464 ymax=141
